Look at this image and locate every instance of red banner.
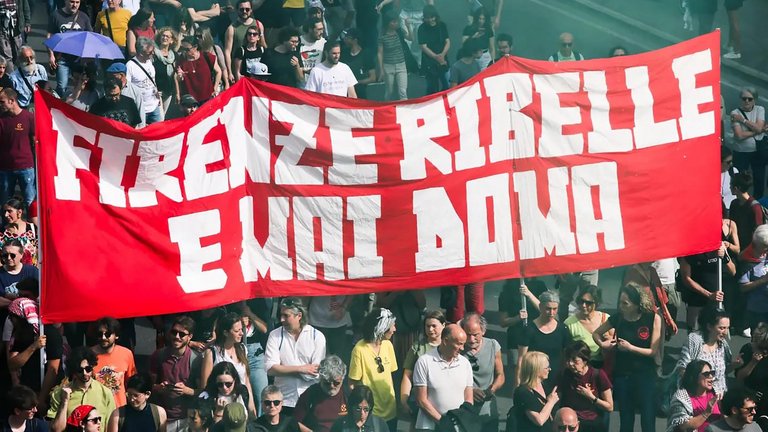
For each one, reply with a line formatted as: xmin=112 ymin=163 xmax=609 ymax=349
xmin=37 ymin=32 xmax=722 ymax=323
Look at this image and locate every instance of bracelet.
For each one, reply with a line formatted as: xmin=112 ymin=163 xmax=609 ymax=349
xmin=592 ymin=397 xmax=599 ymax=405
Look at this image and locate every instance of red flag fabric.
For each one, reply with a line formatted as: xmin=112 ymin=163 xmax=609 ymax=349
xmin=36 ymin=32 xmax=722 ymax=323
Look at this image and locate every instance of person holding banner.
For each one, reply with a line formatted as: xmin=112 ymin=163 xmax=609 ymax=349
xmin=679 ymin=243 xmax=732 ymax=332
xmin=499 ymin=278 xmax=544 ymax=388
xmin=7 ymin=297 xmax=62 ymax=395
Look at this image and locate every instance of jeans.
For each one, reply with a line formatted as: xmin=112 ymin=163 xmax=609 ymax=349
xmin=733 ymin=150 xmax=765 ymax=198
xmin=56 ymin=56 xmax=71 ymax=98
xmin=382 ymin=62 xmax=408 ymax=101
xmin=246 ymin=341 xmax=268 ymax=415
xmin=0 ymin=168 xmax=36 ymax=207
xmin=145 ymin=105 xmax=164 ymax=125
xmin=613 ymin=372 xmax=656 ymax=432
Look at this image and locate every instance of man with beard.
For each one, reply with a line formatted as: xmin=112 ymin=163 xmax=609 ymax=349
xmin=46 ymin=0 xmax=92 ymax=95
xmin=293 ymin=355 xmax=348 ymax=432
xmin=47 ymin=347 xmax=117 ymax=432
xmin=149 ymin=315 xmax=200 ymax=432
xmin=460 ymin=312 xmax=504 ymax=432
xmin=91 ymin=317 xmax=137 ymax=408
xmin=0 ymin=88 xmax=35 ymax=208
xmin=705 ymin=388 xmax=762 ymax=432
xmin=261 ymin=26 xmax=304 ymax=88
xmin=224 ymin=0 xmax=264 ymax=81
xmin=305 ymin=42 xmax=357 ymax=98
xmin=9 ymin=46 xmax=47 ymax=109
xmin=105 ymin=62 xmax=145 ymax=126
xmin=89 ymin=79 xmax=142 ymax=127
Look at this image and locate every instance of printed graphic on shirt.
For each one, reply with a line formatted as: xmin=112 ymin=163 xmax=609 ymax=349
xmin=96 ymin=365 xmax=124 ymax=395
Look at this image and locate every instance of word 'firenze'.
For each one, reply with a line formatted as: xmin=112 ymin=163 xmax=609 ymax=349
xmin=48 ymin=49 xmax=714 ymax=291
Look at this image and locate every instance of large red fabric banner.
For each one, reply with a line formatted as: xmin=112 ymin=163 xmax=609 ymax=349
xmin=37 ymin=32 xmax=722 ymax=323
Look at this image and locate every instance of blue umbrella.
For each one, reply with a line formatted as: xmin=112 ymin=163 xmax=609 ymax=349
xmin=43 ymin=31 xmax=124 ymax=60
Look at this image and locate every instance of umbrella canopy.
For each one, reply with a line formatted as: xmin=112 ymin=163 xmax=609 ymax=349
xmin=43 ymin=31 xmax=124 ymax=60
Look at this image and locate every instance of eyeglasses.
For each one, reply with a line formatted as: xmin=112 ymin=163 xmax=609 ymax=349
xmin=86 ymin=417 xmax=102 ymax=424
xmin=76 ymin=365 xmax=94 ymax=374
xmin=170 ymin=329 xmax=190 ymax=338
xmin=1 ymin=252 xmax=17 ymax=259
xmin=701 ymin=370 xmax=716 ymax=378
xmin=742 ymin=97 xmax=754 ymax=101
xmin=374 ymin=356 xmax=385 ymax=373
xmin=576 ymin=299 xmax=595 ymax=306
xmin=557 ymin=425 xmax=578 ymax=432
xmin=354 ymin=406 xmax=371 ymax=414
xmin=263 ymin=400 xmax=282 ymax=406
xmin=98 ymin=331 xmax=114 ymax=338
xmin=217 ymin=381 xmax=234 ymax=389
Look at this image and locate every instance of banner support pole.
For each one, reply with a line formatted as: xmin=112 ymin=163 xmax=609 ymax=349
xmin=717 ymin=257 xmax=723 ymax=310
xmin=520 ymin=278 xmax=527 ymax=326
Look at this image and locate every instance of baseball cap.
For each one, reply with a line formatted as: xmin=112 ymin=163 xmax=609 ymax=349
xmin=222 ymin=403 xmax=247 ymax=432
xmin=180 ymin=94 xmax=198 ymax=107
xmin=105 ymin=62 xmax=127 ymax=74
xmin=249 ymin=61 xmax=270 ymax=76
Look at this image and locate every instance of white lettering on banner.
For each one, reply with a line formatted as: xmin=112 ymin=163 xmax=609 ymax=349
xmin=449 ymin=83 xmax=485 ymax=171
xmin=514 ymin=167 xmax=576 ymax=260
xmin=535 ymin=73 xmax=583 ymax=157
xmin=272 ymin=101 xmax=323 ymax=185
xmin=672 ymin=49 xmax=715 ymax=140
xmin=327 ymin=108 xmax=378 ymax=185
xmin=584 ymin=71 xmax=634 ymax=154
xmin=97 ymin=133 xmax=134 ymax=207
xmin=398 ymin=98 xmax=452 ymax=180
xmin=293 ymin=197 xmax=345 ymax=280
xmin=627 ymin=66 xmax=680 ymax=148
xmin=183 ymin=111 xmax=230 ymax=200
xmin=346 ymin=195 xmax=384 ymax=278
xmin=168 ymin=209 xmax=227 ymax=292
xmin=239 ymin=196 xmax=292 ymax=281
xmin=228 ymin=96 xmax=270 ymax=187
xmin=51 ymin=109 xmax=96 ymax=201
xmin=466 ymin=174 xmax=515 ymax=265
xmin=128 ymin=134 xmax=185 ymax=207
xmin=413 ymin=188 xmax=465 ymax=272
xmin=483 ymin=73 xmax=535 ymax=162
xmin=572 ymin=162 xmax=625 ymax=252
xmin=245 ymin=97 xmax=273 ymax=184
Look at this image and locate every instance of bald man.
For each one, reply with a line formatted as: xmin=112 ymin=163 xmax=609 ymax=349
xmin=548 ymin=32 xmax=585 ymax=62
xmin=412 ymin=324 xmax=474 ymax=431
xmin=553 ymin=407 xmax=580 ymax=432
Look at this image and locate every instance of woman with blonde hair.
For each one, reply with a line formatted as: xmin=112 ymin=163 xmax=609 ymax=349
xmin=153 ymin=27 xmax=178 ymax=113
xmin=513 ymin=351 xmax=559 ymax=432
xmin=198 ymin=28 xmax=231 ymax=91
xmin=593 ymin=282 xmax=661 ymax=432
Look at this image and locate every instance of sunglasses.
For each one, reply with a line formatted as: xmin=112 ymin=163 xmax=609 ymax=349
xmin=170 ymin=329 xmax=190 ymax=338
xmin=561 ymin=42 xmax=572 ymax=47
xmin=742 ymin=406 xmax=757 ymax=413
xmin=742 ymin=97 xmax=754 ymax=101
xmin=76 ymin=365 xmax=94 ymax=374
xmin=217 ymin=381 xmax=234 ymax=389
xmin=239 ymin=7 xmax=250 ymax=11
xmin=322 ymin=379 xmax=343 ymax=387
xmin=86 ymin=417 xmax=102 ymax=424
xmin=701 ymin=370 xmax=717 ymax=378
xmin=263 ymin=400 xmax=282 ymax=406
xmin=374 ymin=356 xmax=385 ymax=373
xmin=557 ymin=426 xmax=577 ymax=432
xmin=576 ymin=299 xmax=595 ymax=306
xmin=247 ymin=32 xmax=260 ymax=36
xmin=1 ymin=252 xmax=17 ymax=259
xmin=466 ymin=354 xmax=479 ymax=372
xmin=98 ymin=331 xmax=114 ymax=338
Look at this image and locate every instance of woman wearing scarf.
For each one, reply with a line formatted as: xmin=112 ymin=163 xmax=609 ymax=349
xmin=65 ymin=405 xmax=103 ymax=432
xmin=349 ymin=308 xmax=398 ymax=432
xmin=7 ymin=297 xmax=64 ymax=394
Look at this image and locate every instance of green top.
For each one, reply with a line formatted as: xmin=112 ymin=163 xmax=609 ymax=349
xmin=564 ymin=312 xmax=609 ymax=361
xmin=46 ymin=379 xmax=117 ymax=420
xmin=403 ymin=340 xmax=439 ymax=371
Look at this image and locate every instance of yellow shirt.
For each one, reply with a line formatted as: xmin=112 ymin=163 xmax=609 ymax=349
xmin=95 ymin=8 xmax=132 ymax=47
xmin=348 ymin=339 xmax=398 ymax=420
xmin=283 ymin=0 xmax=303 ymax=8
xmin=46 ymin=379 xmax=117 ymax=420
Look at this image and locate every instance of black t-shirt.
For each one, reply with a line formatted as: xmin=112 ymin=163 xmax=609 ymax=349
xmin=89 ymin=96 xmax=141 ymax=127
xmin=461 ymin=23 xmax=493 ymax=49
xmin=609 ymin=312 xmax=656 ymax=376
xmin=190 ymin=307 xmax=227 ymax=344
xmin=11 ymin=325 xmax=64 ymax=392
xmin=252 ymin=415 xmax=301 ymax=432
xmin=47 ymin=8 xmax=93 ymax=34
xmin=684 ymin=251 xmax=720 ymax=295
xmin=261 ymin=48 xmax=304 ymax=88
xmin=253 ymin=0 xmax=284 ymax=28
xmin=498 ymin=278 xmax=547 ymax=347
xmin=557 ymin=366 xmax=611 ymax=421
xmin=340 ymin=48 xmax=374 ymax=98
xmin=418 ymin=21 xmax=449 ymax=60
xmin=513 ymin=383 xmax=553 ymax=432
xmin=235 ymin=46 xmax=265 ymax=76
xmin=519 ymin=321 xmax=572 ymax=384
xmin=737 ymin=343 xmax=768 ymax=415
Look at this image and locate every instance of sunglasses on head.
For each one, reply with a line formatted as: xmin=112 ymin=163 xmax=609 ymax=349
xmin=374 ymin=356 xmax=385 ymax=373
xmin=263 ymin=399 xmax=282 ymax=407
xmin=217 ymin=381 xmax=234 ymax=389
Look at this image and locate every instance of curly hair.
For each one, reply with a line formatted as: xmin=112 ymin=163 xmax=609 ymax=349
xmin=619 ymin=282 xmax=655 ymax=314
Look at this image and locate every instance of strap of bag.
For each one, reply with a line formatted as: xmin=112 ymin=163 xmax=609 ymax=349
xmin=20 ymin=71 xmax=34 ymax=94
xmin=150 ymin=404 xmax=161 ymax=431
xmin=200 ymin=51 xmax=216 ymax=81
xmin=129 ymin=57 xmax=157 ymax=88
xmin=104 ymin=8 xmax=114 ymax=41
xmin=69 ymin=10 xmax=79 ymax=31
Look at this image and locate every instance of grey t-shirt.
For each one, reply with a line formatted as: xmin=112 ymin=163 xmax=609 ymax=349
xmin=704 ymin=419 xmax=762 ymax=432
xmin=449 ymin=59 xmax=480 ymax=86
xmin=462 ymin=337 xmax=500 ymax=417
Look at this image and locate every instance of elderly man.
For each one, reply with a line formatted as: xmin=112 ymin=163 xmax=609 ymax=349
xmin=294 ymin=355 xmax=348 ymax=432
xmin=265 ymin=297 xmax=327 ymax=415
xmin=105 ymin=62 xmax=145 ymax=127
xmin=254 ymin=385 xmax=301 ymax=432
xmin=553 ymin=407 xmax=580 ymax=432
xmin=547 ymin=32 xmax=584 ymax=62
xmin=460 ymin=312 xmax=504 ymax=432
xmin=0 ymin=88 xmax=35 ymax=207
xmin=413 ymin=323 xmax=474 ymax=431
xmin=127 ymin=37 xmax=163 ymax=124
xmin=738 ymin=224 xmax=768 ymax=335
xmin=9 ymin=46 xmax=47 ymax=109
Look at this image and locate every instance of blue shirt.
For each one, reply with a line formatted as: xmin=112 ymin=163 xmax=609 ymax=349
xmin=10 ymin=66 xmax=48 ymax=107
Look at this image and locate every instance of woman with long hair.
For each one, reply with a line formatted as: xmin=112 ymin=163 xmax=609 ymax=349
xmin=676 ymin=307 xmax=733 ymax=395
xmin=461 ymin=7 xmax=494 ymax=70
xmin=233 ymin=25 xmax=266 ymax=81
xmin=667 ymin=360 xmax=722 ymax=432
xmin=198 ymin=28 xmax=231 ymax=90
xmin=349 ymin=307 xmax=398 ymax=432
xmin=200 ymin=312 xmax=257 ymax=417
xmin=513 ymin=351 xmax=559 ymax=432
xmin=399 ymin=310 xmax=446 ymax=423
xmin=564 ymin=284 xmax=613 ymax=369
xmin=2 ymin=198 xmax=37 ymax=265
xmin=593 ymin=282 xmax=661 ymax=432
xmin=377 ymin=11 xmax=411 ymax=101
xmin=153 ymin=27 xmax=178 ymax=114
xmin=331 ymin=385 xmax=375 ymax=432
xmin=126 ymin=8 xmax=156 ymax=57
xmin=198 ymin=361 xmax=250 ymax=424
xmin=558 ymin=341 xmax=613 ymax=432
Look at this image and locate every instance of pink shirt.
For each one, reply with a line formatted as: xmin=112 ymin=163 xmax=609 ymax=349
xmin=690 ymin=391 xmax=721 ymax=432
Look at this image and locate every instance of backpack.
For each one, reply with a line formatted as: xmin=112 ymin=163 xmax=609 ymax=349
xmin=117 ymin=404 xmax=161 ymax=431
xmin=750 ymin=199 xmax=768 ymax=225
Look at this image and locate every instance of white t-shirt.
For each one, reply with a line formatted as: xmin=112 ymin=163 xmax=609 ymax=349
xmin=308 ymin=296 xmax=352 ymax=328
xmin=126 ymin=57 xmax=160 ymax=113
xmin=304 ymin=62 xmax=357 ymax=97
xmin=652 ymin=258 xmax=679 ymax=286
xmin=412 ymin=347 xmax=473 ymax=430
xmin=730 ymin=105 xmax=766 ymax=152
xmin=299 ymin=35 xmax=326 ymax=85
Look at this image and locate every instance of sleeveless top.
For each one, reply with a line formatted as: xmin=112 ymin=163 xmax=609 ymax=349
xmin=123 ymin=403 xmax=158 ymax=432
xmin=210 ymin=345 xmax=248 ymax=384
xmin=609 ymin=312 xmax=656 ymax=376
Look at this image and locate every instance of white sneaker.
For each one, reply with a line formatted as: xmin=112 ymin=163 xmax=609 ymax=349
xmin=724 ymin=51 xmax=742 ymax=59
xmin=743 ymin=328 xmax=752 ymax=338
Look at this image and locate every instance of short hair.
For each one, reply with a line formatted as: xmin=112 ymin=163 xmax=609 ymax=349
xmin=609 ymin=45 xmax=628 ymax=56
xmin=564 ymin=340 xmax=592 ymax=363
xmin=576 ymin=284 xmax=602 ymax=305
xmin=154 ymin=26 xmax=177 ymax=46
xmin=741 ymin=87 xmax=759 ymax=101
xmin=539 ymin=290 xmax=560 ymax=305
xmin=318 ymin=354 xmax=347 ymax=381
xmin=2 ymin=239 xmax=23 ymax=254
xmin=382 ymin=10 xmax=399 ymax=26
xmin=680 ymin=359 xmax=712 ymax=393
xmin=496 ymin=33 xmax=513 ymax=46
xmin=721 ymin=146 xmax=732 ymax=161
xmin=752 ymin=322 xmax=768 ymax=352
xmin=280 ymin=297 xmax=308 ymax=326
xmin=619 ymin=282 xmax=655 ymax=314
xmin=721 ymin=386 xmax=757 ymax=415
xmin=348 ymin=385 xmax=374 ymax=412
xmin=0 ymin=87 xmax=18 ymax=101
xmin=95 ymin=317 xmax=121 ymax=336
xmin=0 ymin=57 xmax=7 ymax=67
xmin=261 ymin=384 xmax=282 ymax=401
xmin=460 ymin=311 xmax=487 ymax=333
xmin=697 ymin=306 xmax=729 ymax=341
xmin=732 ymin=172 xmax=753 ymax=192
xmin=237 ymin=0 xmax=251 ymax=6
xmin=519 ymin=351 xmax=549 ymax=389
xmin=752 ymin=226 xmax=768 ymax=252
xmin=126 ymin=373 xmax=152 ymax=393
xmin=172 ymin=315 xmax=195 ymax=334
xmin=459 ymin=38 xmax=485 ymax=58
xmin=303 ymin=17 xmax=323 ymax=33
xmin=323 ymin=41 xmax=341 ymax=54
xmin=277 ymin=26 xmax=300 ymax=44
xmin=422 ymin=4 xmax=438 ymax=18
xmin=181 ymin=35 xmax=199 ymax=48
xmin=135 ymin=36 xmax=154 ymax=52
xmin=66 ymin=346 xmax=98 ymax=378
xmin=7 ymin=385 xmax=37 ymax=411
